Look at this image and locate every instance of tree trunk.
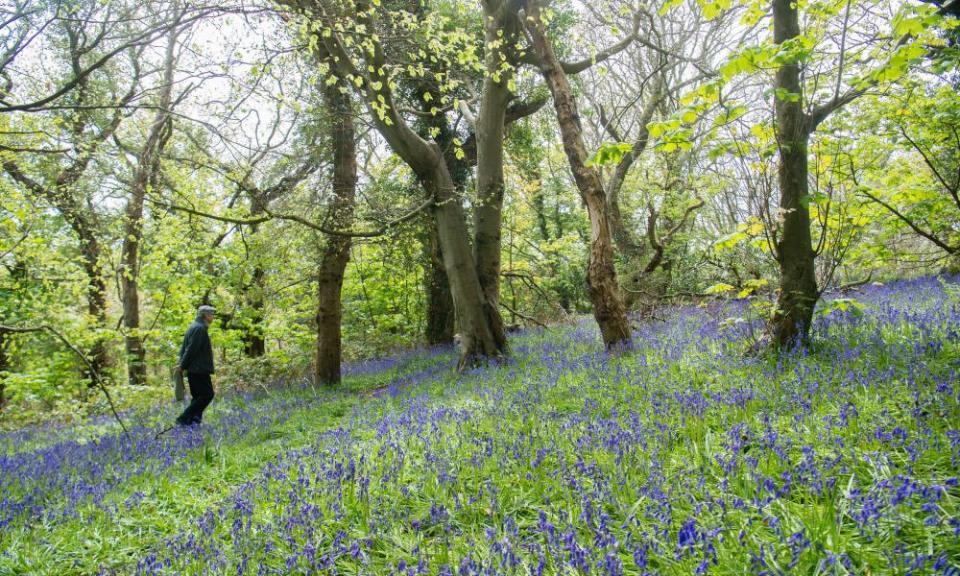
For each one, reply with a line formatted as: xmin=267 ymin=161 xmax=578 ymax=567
xmin=314 ymin=65 xmax=357 ymax=386
xmin=424 ymin=225 xmax=455 ymax=345
xmin=77 ymin=225 xmax=109 ymax=383
xmin=525 ymin=0 xmax=632 ymax=349
xmin=473 ymin=2 xmax=520 ymax=353
xmin=242 ymin=258 xmax=267 ymax=358
xmin=120 ymin=183 xmax=147 ymax=385
xmin=240 ymin=212 xmax=268 ymax=359
xmin=315 ymin=236 xmax=351 ymax=385
xmin=120 ymin=24 xmax=178 ymax=385
xmin=770 ymin=0 xmax=818 ymax=347
xmin=533 ymin=185 xmax=550 ymax=241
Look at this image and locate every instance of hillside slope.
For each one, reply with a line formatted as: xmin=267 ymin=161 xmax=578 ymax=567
xmin=2 ymin=277 xmax=959 ymax=575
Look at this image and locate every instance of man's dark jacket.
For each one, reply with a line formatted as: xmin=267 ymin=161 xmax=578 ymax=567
xmin=178 ymin=315 xmax=215 ymax=374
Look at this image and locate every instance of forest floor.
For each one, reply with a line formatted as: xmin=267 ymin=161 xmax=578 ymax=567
xmin=1 ymin=277 xmax=959 ymax=575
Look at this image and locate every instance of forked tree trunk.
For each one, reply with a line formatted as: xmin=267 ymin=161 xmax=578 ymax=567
xmin=426 ymin=153 xmax=505 ymax=366
xmin=771 ymin=0 xmax=819 ymax=347
xmin=311 ymin=7 xmax=506 ymax=368
xmin=525 ymin=0 xmax=632 ymax=350
xmin=120 ymin=24 xmax=178 ymax=385
xmin=314 ymin=55 xmax=358 ymax=386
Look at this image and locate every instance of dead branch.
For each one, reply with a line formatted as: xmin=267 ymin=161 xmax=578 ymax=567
xmin=0 ymin=324 xmax=129 ymax=438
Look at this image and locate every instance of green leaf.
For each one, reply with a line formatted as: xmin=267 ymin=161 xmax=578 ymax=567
xmin=586 ymin=142 xmax=634 ymax=167
xmin=713 ymin=231 xmax=749 ymax=252
xmin=705 ymin=283 xmax=736 ymax=295
xmin=817 ymin=298 xmax=866 ymax=317
xmin=893 ymin=15 xmax=925 ymax=37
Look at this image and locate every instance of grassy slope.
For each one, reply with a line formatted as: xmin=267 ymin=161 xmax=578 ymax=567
xmin=2 ymin=278 xmax=960 ymax=575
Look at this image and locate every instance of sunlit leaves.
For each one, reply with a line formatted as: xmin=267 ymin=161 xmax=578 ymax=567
xmin=297 ymin=0 xmax=485 ymax=132
xmin=737 ymin=278 xmax=769 ymax=298
xmin=704 ymin=282 xmax=735 ymax=294
xmin=865 ymin=41 xmax=928 ymax=85
xmin=585 ymin=142 xmax=633 ymax=167
xmin=712 ymin=105 xmax=748 ymax=127
xmin=714 ymin=217 xmax=767 ymax=253
xmin=701 ymin=0 xmax=732 ymax=19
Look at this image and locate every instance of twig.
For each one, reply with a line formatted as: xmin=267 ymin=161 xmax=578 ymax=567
xmin=838 ymin=271 xmax=873 ymax=293
xmin=499 ymin=301 xmax=547 ymax=329
xmin=150 ymin=195 xmax=434 ymax=238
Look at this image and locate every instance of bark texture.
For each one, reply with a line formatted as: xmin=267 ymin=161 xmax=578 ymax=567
xmin=242 ymin=259 xmax=267 ymax=358
xmin=473 ymin=0 xmax=522 ymax=353
xmin=525 ymin=0 xmax=633 ymax=349
xmin=314 ymin=49 xmax=358 ymax=386
xmin=771 ymin=0 xmax=819 ymax=347
xmin=424 ymin=226 xmax=456 ymax=345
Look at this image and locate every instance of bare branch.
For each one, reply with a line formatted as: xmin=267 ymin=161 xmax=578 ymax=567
xmin=521 ymin=11 xmax=641 ymax=74
xmin=860 ymin=188 xmax=956 ymax=254
xmin=0 ymin=324 xmax=129 ymax=437
xmin=0 ymin=6 xmax=236 ymax=113
xmin=151 ymin=195 xmax=434 ymax=238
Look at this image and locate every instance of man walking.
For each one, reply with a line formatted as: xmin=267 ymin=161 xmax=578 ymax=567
xmin=174 ymin=305 xmax=216 ymax=426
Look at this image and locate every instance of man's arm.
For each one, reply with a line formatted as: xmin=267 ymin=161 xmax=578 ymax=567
xmin=178 ymin=325 xmax=198 ymax=370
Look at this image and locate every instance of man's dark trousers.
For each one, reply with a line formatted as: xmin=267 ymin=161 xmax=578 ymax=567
xmin=177 ymin=372 xmax=214 ymax=425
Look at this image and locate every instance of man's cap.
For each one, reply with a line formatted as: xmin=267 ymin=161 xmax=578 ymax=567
xmin=198 ymin=305 xmax=216 ymax=315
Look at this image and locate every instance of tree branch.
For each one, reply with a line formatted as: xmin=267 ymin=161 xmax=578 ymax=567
xmin=462 ymin=94 xmax=548 ymax=165
xmin=151 ymin=195 xmax=434 ymax=238
xmin=898 ymin=125 xmax=960 ymax=209
xmin=806 ymin=88 xmax=867 ymax=132
xmin=521 ymin=11 xmax=640 ymax=74
xmin=860 ymin=188 xmax=956 ymax=254
xmin=0 ymin=8 xmax=220 ymax=113
xmin=0 ymin=324 xmax=129 ymax=437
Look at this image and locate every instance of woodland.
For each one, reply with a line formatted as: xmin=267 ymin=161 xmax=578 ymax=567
xmin=1 ymin=0 xmax=960 ymax=573
xmin=0 ymin=0 xmax=958 ymax=408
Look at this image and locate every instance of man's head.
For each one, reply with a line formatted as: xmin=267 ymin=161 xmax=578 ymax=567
xmin=197 ymin=305 xmax=215 ymax=325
